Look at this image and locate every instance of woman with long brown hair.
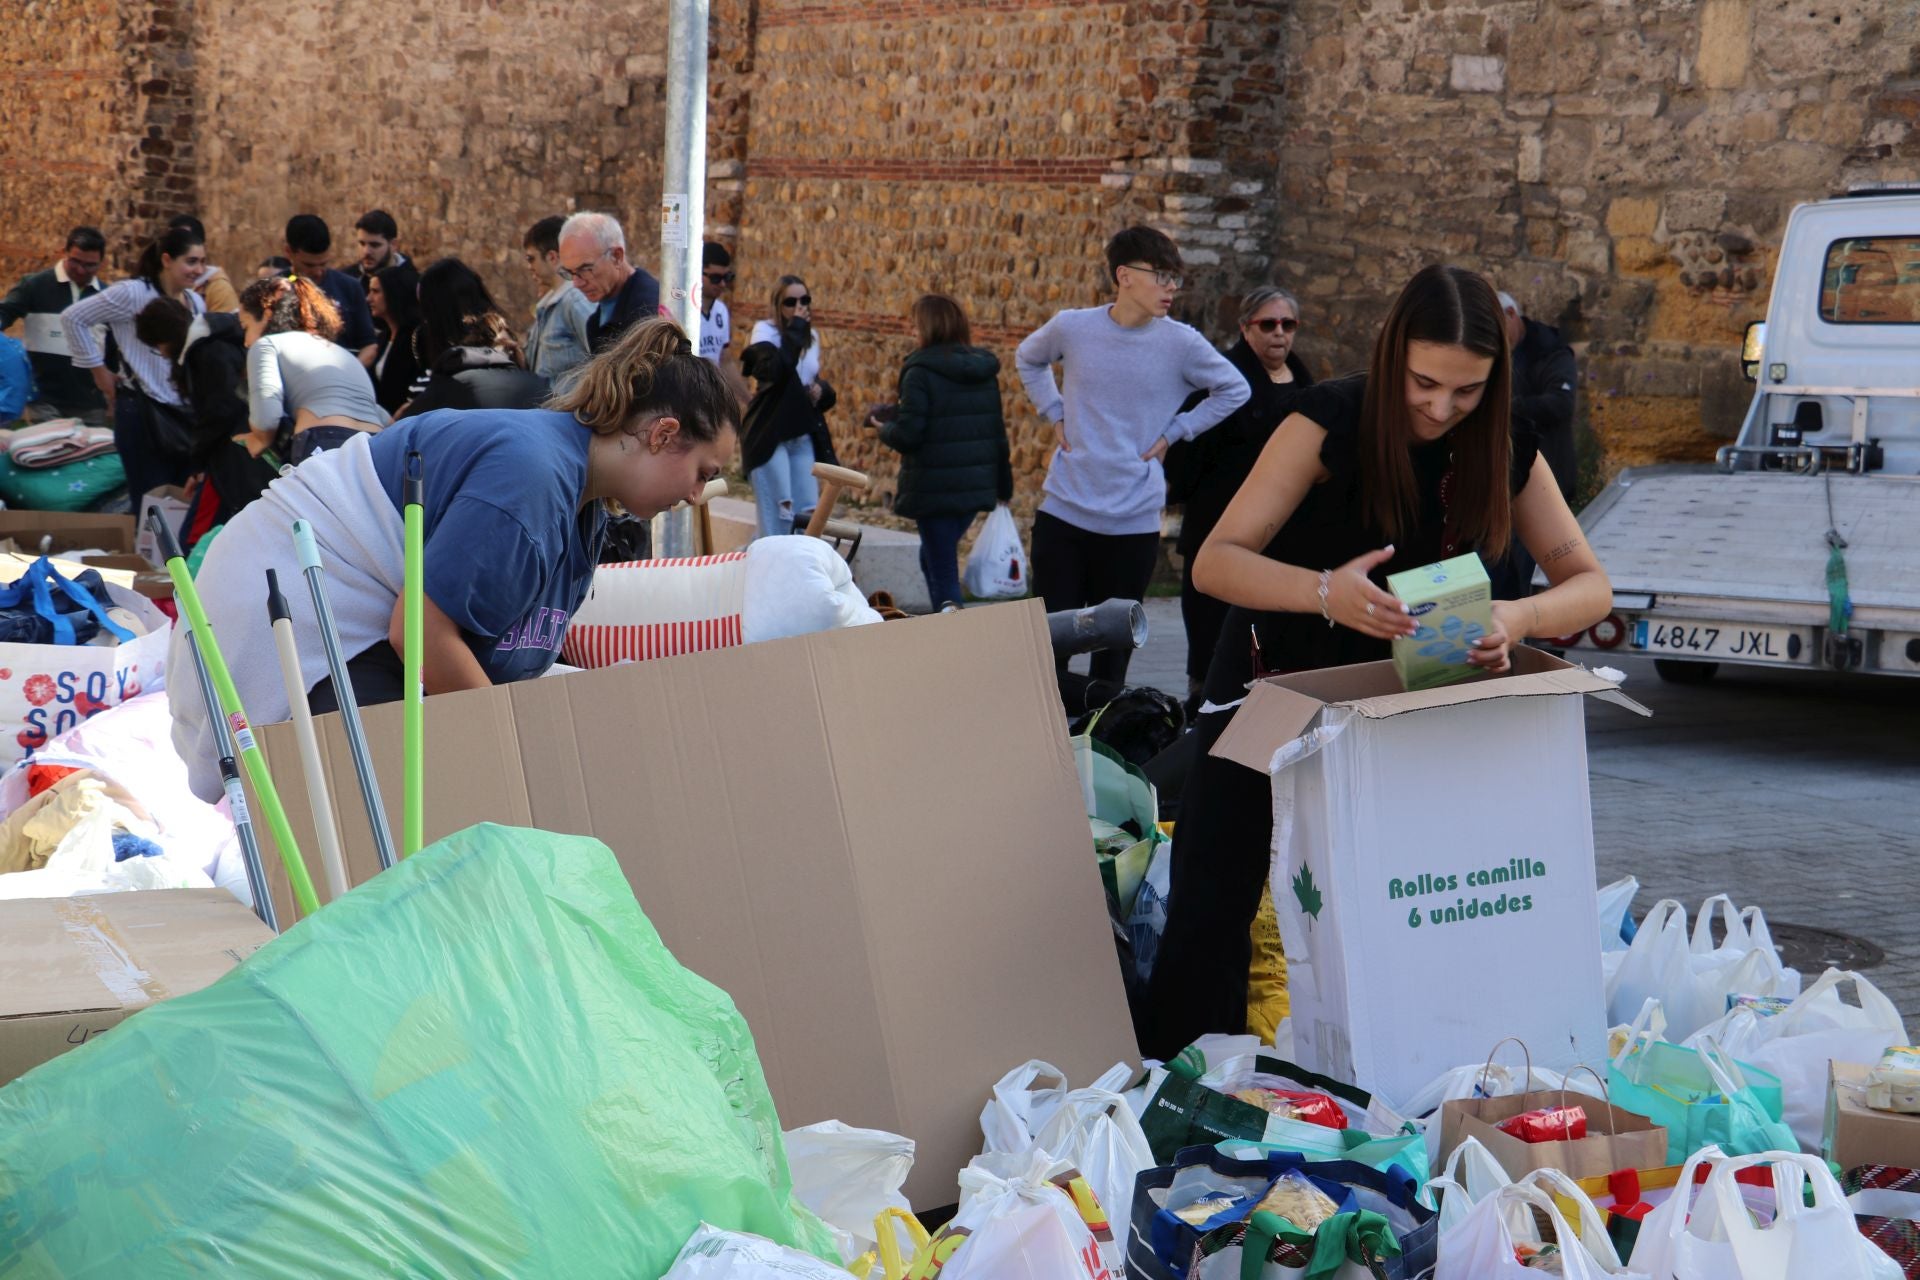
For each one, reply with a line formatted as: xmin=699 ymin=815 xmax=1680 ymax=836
xmin=169 ymin=318 xmax=738 ymax=803
xmin=1138 ymin=264 xmax=1611 ymax=1057
xmin=239 ymin=274 xmax=388 ymax=463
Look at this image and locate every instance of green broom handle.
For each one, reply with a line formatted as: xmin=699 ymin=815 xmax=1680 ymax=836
xmin=149 ymin=511 xmax=319 ymax=918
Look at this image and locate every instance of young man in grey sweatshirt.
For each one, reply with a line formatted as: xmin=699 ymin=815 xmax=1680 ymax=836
xmin=1016 ymin=225 xmax=1249 ymax=698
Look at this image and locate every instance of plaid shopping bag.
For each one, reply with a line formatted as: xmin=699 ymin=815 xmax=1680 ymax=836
xmin=1844 ymin=1164 xmax=1920 ymax=1278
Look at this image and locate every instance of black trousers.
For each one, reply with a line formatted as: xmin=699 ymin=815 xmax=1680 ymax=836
xmin=1137 ymin=605 xmax=1273 ymax=1059
xmin=307 ymin=640 xmax=407 ymax=715
xmin=1179 ymin=555 xmax=1231 ymax=706
xmin=1030 ymin=510 xmax=1160 ymax=688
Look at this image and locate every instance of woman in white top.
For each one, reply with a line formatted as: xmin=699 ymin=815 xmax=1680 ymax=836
xmin=740 ymin=274 xmax=834 ymax=538
xmin=60 ymin=224 xmax=208 ymax=502
xmin=238 ymin=275 xmax=388 ymax=465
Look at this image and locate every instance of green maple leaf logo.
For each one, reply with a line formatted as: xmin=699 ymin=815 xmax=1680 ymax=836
xmin=1292 ymin=864 xmax=1322 ymax=929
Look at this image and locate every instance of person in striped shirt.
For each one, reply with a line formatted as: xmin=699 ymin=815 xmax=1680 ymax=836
xmin=62 ymin=223 xmax=208 ymax=502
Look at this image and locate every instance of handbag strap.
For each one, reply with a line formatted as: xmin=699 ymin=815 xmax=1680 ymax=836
xmin=0 ymin=557 xmax=131 ymax=645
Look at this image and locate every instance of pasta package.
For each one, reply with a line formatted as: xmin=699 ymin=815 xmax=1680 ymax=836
xmin=1252 ymin=1171 xmax=1340 ymax=1233
xmin=1229 ymin=1087 xmax=1350 ymax=1130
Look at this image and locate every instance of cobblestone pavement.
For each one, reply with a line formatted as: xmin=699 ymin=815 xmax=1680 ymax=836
xmin=1119 ymin=598 xmax=1920 ymax=1018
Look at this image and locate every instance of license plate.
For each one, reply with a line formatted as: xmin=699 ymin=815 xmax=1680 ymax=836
xmin=1631 ymin=619 xmax=1808 ymax=662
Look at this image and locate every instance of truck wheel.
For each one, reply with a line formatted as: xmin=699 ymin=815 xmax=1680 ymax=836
xmin=1654 ymin=659 xmax=1719 ymax=684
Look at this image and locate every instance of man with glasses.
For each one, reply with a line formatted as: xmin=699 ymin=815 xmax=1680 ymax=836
xmin=0 ymin=226 xmax=111 ymax=421
xmin=698 ymin=241 xmax=734 ymax=367
xmin=521 ymin=215 xmax=595 ymax=387
xmin=1016 ymin=224 xmax=1247 ymax=706
xmin=557 ymin=211 xmax=660 ymax=354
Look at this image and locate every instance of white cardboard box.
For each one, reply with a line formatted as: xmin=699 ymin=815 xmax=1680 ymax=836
xmin=1211 ymin=647 xmax=1649 ymax=1110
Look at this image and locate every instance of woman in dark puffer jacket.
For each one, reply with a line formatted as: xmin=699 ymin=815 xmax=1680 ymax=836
xmin=873 ymin=294 xmax=1012 ymax=609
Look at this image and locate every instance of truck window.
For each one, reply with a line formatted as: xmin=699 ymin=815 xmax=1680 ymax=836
xmin=1820 ymin=236 xmax=1920 ymax=323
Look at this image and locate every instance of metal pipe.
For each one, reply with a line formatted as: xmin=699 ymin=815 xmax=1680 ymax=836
xmin=292 ymin=519 xmax=397 ymax=871
xmin=184 ymin=629 xmax=277 ymax=932
xmin=402 ymin=452 xmax=424 ymax=858
xmin=653 ymin=0 xmax=709 ymax=560
xmin=1047 ymin=598 xmax=1150 ymax=658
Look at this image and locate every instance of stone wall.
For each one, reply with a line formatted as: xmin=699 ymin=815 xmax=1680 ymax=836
xmin=725 ymin=0 xmax=1286 ymax=513
xmin=0 ymin=0 xmax=200 ymax=281
xmin=1270 ymin=0 xmax=1920 ymax=482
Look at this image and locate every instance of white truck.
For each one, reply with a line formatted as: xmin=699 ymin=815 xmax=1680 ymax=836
xmin=1558 ymin=187 xmax=1920 ymax=682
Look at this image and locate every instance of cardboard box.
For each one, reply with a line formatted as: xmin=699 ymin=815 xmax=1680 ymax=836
xmin=75 ymin=552 xmax=175 ymax=600
xmin=1830 ymin=1061 xmax=1920 ymax=1171
xmin=0 ymin=888 xmax=272 ymax=1084
xmin=249 ymin=600 xmax=1136 ymax=1207
xmin=0 ymin=510 xmax=135 ymax=557
xmin=133 ymin=487 xmax=191 ymax=567
xmin=1210 ymin=647 xmax=1650 ymax=1110
xmin=1386 ymin=553 xmax=1492 ymax=691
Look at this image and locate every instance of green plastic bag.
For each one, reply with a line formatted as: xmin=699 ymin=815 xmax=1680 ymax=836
xmin=185 ymin=522 xmax=222 ymax=578
xmin=0 ymin=452 xmax=126 ymax=512
xmin=0 ymin=823 xmax=837 ymax=1277
xmin=1607 ymin=1036 xmax=1793 ymax=1164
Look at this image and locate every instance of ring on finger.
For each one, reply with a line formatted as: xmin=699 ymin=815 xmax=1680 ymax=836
xmin=1365 ymin=603 xmax=1376 ymax=617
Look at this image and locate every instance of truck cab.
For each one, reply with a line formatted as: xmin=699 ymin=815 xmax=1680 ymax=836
xmin=1559 ymin=189 xmax=1920 ymax=681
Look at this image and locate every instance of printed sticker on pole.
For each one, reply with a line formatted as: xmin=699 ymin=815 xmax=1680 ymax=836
xmin=661 ymin=194 xmax=689 ymax=248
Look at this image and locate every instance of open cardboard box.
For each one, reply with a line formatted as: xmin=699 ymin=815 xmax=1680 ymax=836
xmin=247 ymin=600 xmax=1135 ymax=1207
xmin=0 ymin=510 xmax=135 ymax=558
xmin=1211 ymin=646 xmax=1649 ymax=1110
xmin=0 ymin=889 xmax=273 ymax=1084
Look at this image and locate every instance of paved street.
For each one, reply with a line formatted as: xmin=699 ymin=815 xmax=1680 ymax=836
xmin=1116 ymin=598 xmax=1920 ymax=1018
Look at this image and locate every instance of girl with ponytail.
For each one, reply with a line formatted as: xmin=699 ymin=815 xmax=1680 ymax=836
xmin=238 ymin=273 xmax=388 ymax=463
xmin=59 ymin=223 xmax=209 ymax=500
xmin=169 ymin=316 xmax=739 ymax=805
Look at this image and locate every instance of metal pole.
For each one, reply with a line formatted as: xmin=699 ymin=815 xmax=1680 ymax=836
xmin=292 ymin=519 xmax=399 ymax=871
xmin=652 ymin=0 xmax=709 ymax=561
xmin=185 ymin=629 xmax=277 ymax=932
xmin=401 ymin=452 xmax=425 ymax=858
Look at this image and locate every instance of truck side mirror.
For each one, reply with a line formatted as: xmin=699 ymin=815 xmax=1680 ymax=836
xmin=1740 ymin=321 xmax=1766 ymax=382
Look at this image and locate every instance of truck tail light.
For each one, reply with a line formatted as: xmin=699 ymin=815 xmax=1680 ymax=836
xmin=1590 ymin=615 xmax=1628 ymax=649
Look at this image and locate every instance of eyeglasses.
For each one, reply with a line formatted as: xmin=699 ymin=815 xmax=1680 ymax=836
xmin=557 ymin=248 xmax=610 ymax=282
xmin=780 ymin=294 xmax=812 ymax=309
xmin=704 ymin=271 xmax=735 ymax=285
xmin=1252 ymin=317 xmax=1299 ymax=334
xmin=1121 ymin=263 xmax=1183 ymax=290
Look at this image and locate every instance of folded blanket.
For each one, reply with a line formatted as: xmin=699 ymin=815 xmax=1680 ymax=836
xmin=9 ymin=420 xmax=116 ymax=468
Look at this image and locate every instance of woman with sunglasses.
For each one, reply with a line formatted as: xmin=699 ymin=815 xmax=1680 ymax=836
xmin=741 ymin=274 xmax=835 ymax=537
xmin=1163 ymin=285 xmax=1315 ymax=716
xmin=1138 ymin=264 xmax=1610 ymax=1058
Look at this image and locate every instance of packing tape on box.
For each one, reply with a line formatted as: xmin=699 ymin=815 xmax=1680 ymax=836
xmin=54 ymin=899 xmax=173 ymax=1008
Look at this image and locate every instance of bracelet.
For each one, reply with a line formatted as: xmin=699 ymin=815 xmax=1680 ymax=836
xmin=1317 ymin=569 xmax=1334 ymax=628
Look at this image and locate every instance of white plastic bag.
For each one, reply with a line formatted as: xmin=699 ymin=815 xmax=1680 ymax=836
xmin=782 ymin=1120 xmax=916 ymax=1263
xmin=1439 ymin=1168 xmax=1647 ymax=1279
xmin=1632 ymin=1149 xmax=1901 ymax=1279
xmin=980 ymin=1059 xmax=1071 ymax=1155
xmin=1684 ymin=968 xmax=1907 ymax=1151
xmin=1607 ymin=898 xmax=1799 ymax=1042
xmin=1030 ymin=1088 xmax=1153 ymax=1238
xmin=1599 ymin=876 xmax=1640 ymax=953
xmin=920 ymin=1149 xmax=1117 ymax=1280
xmin=1425 ymin=1136 xmax=1512 ymax=1234
xmin=662 ymin=1222 xmax=850 ymax=1278
xmin=962 ymin=504 xmax=1026 ymax=601
xmin=1125 ymin=838 xmax=1171 ymax=985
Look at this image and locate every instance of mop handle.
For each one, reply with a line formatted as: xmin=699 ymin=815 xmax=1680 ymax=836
xmin=149 ymin=511 xmax=319 ymax=918
xmin=402 ymin=451 xmax=424 ymax=858
xmin=185 ymin=629 xmax=277 ymax=932
xmin=291 ymin=519 xmax=398 ymax=871
xmin=267 ymin=569 xmax=350 ymax=901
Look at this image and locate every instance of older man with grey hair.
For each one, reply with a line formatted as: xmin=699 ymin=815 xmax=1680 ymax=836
xmin=558 ymin=211 xmax=660 ymax=353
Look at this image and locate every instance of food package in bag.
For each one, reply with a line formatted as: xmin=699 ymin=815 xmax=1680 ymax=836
xmin=1867 ymin=1046 xmax=1920 ymax=1114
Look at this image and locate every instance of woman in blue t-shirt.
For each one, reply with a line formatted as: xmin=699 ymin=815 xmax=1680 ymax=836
xmin=169 ymin=319 xmax=738 ymax=803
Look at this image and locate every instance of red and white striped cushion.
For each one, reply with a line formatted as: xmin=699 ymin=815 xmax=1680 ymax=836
xmin=560 ymin=551 xmax=750 ymax=668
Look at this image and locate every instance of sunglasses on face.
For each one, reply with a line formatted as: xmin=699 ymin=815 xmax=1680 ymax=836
xmin=1252 ymin=317 xmax=1299 ymax=334
xmin=780 ymin=294 xmax=812 ymax=309
xmin=704 ymin=271 xmax=735 ymax=285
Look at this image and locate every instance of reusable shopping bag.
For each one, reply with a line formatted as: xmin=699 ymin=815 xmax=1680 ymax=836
xmin=1685 ymin=968 xmax=1907 ymax=1151
xmin=961 ymin=503 xmax=1026 ymax=600
xmin=0 ymin=824 xmax=838 ymax=1276
xmin=1631 ymin=1148 xmax=1902 ymax=1279
xmin=1437 ymin=1167 xmax=1649 ymax=1279
xmin=1608 ymin=1015 xmax=1794 ymax=1163
xmin=1844 ymin=1165 xmax=1920 ymax=1279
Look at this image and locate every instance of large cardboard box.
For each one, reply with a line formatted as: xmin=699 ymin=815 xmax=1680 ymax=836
xmin=1828 ymin=1061 xmax=1920 ymax=1171
xmin=1210 ymin=647 xmax=1650 ymax=1110
xmin=0 ymin=888 xmax=273 ymax=1084
xmin=249 ymin=600 xmax=1135 ymax=1206
xmin=0 ymin=510 xmax=135 ymax=557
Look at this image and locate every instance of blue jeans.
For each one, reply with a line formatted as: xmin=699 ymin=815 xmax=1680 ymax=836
xmin=917 ymin=512 xmax=972 ymax=609
xmin=751 ymin=435 xmax=818 ymax=538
